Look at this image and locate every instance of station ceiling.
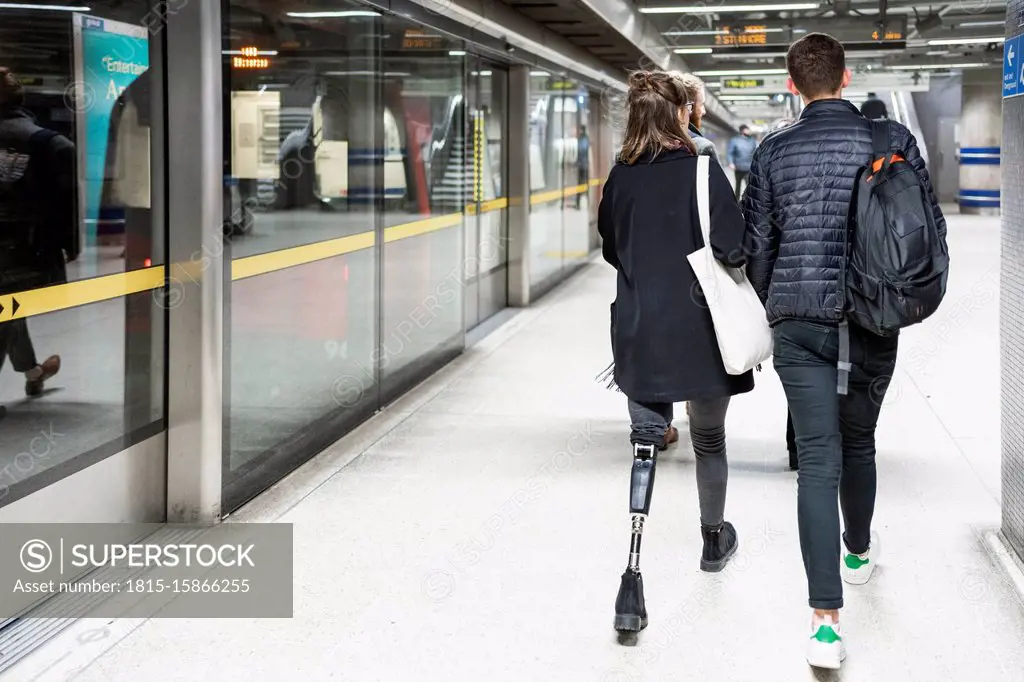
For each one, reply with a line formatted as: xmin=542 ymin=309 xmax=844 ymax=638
xmin=493 ymin=0 xmax=1009 ymax=118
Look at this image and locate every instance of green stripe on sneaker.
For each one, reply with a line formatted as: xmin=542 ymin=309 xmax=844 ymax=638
xmin=844 ymin=553 xmax=870 ymax=570
xmin=812 ymin=625 xmax=842 ymax=644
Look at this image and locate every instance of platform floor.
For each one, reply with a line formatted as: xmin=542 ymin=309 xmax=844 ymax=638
xmin=11 ymin=210 xmax=1024 ymax=682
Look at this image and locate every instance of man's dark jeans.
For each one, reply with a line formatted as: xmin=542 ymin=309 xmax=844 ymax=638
xmin=773 ymin=320 xmax=898 ymax=610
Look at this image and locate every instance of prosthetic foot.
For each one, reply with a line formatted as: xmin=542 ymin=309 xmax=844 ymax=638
xmin=614 ymin=443 xmax=657 ymax=633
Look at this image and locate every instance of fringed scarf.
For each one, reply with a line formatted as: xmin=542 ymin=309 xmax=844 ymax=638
xmin=594 ymin=360 xmax=622 ymax=392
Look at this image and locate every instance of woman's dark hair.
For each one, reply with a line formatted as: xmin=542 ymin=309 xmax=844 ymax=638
xmin=0 ymin=67 xmax=25 ymax=109
xmin=618 ymin=70 xmax=696 ymax=165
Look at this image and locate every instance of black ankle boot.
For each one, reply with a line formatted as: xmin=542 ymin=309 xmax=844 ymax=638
xmin=700 ymin=521 xmax=738 ymax=572
xmin=789 ymin=449 xmax=799 ymax=471
xmin=613 ymin=569 xmax=648 ymax=632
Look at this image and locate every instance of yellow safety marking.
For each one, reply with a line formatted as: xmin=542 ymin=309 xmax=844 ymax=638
xmin=0 ymin=194 xmax=509 ymax=319
xmin=541 ymin=250 xmax=590 ymax=259
xmin=384 ymin=212 xmax=463 ymax=243
xmin=530 ymin=188 xmax=565 ymax=205
xmin=0 ymin=267 xmax=166 ymax=322
xmin=479 ymin=197 xmax=509 ymax=212
xmin=531 ymin=183 xmax=597 ymax=205
xmin=589 ymin=178 xmax=601 ymax=186
xmin=232 ymin=230 xmax=376 ymax=281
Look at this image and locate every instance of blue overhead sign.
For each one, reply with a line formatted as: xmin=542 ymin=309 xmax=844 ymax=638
xmin=1005 ymin=34 xmax=1022 ymax=99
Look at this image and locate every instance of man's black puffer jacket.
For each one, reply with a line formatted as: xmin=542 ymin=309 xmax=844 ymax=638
xmin=742 ymin=99 xmax=946 ymax=326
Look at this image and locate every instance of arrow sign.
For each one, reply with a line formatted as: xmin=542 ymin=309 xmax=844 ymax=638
xmin=1005 ymin=35 xmax=1022 ymax=99
xmin=11 ymin=298 xmax=19 ymax=316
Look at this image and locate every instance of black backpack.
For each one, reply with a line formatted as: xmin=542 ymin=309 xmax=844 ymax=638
xmin=843 ymin=119 xmax=949 ymax=339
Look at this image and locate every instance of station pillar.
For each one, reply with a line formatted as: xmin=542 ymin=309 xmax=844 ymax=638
xmin=958 ymin=68 xmax=1003 ymax=215
xmin=1000 ymin=0 xmax=1024 ymax=562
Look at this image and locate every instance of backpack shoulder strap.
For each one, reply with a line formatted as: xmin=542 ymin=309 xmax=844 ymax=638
xmin=870 ymin=118 xmax=893 ymax=170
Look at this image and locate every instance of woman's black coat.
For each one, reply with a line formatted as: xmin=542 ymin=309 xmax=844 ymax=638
xmin=598 ymin=148 xmax=755 ymax=404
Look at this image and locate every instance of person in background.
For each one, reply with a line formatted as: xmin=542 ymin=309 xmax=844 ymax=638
xmin=678 ymin=73 xmax=721 ymax=164
xmin=600 ymin=70 xmax=751 ymax=637
xmin=575 ymin=124 xmax=590 ymax=208
xmin=727 ymin=124 xmax=757 ymax=201
xmin=742 ymin=33 xmax=945 ymax=669
xmin=859 ymin=92 xmax=889 ymax=120
xmin=0 ymin=67 xmax=73 ymax=415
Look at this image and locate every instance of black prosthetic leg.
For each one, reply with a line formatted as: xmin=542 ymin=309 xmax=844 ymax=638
xmin=614 ymin=443 xmax=657 ymax=633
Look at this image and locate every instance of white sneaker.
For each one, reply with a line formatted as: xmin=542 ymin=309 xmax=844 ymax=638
xmin=806 ymin=616 xmax=846 ymax=670
xmin=841 ymin=531 xmax=880 ymax=585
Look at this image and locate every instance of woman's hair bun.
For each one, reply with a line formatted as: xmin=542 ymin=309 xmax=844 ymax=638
xmin=628 ymin=70 xmax=653 ymax=91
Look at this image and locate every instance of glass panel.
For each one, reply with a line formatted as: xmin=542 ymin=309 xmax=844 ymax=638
xmin=0 ymin=1 xmax=164 ymax=505
xmin=223 ymin=0 xmax=380 ymax=507
xmin=465 ymin=62 xmax=507 ymax=329
xmin=562 ymin=79 xmax=590 ymax=268
xmin=475 ymin=66 xmax=508 ymax=324
xmin=528 ymin=71 xmax=566 ymax=289
xmin=379 ymin=14 xmax=465 ymax=389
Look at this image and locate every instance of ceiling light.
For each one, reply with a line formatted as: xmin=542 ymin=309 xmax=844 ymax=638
xmin=958 ymin=20 xmax=1005 ymax=29
xmin=640 ymin=3 xmax=818 ymax=14
xmin=530 ymin=70 xmax=550 ymax=77
xmin=449 ymin=50 xmax=467 ymax=56
xmin=663 ymin=30 xmax=728 ymax=36
xmin=927 ymin=36 xmax=1004 ymax=46
xmin=710 ymin=51 xmax=786 ymax=59
xmin=889 ymin=63 xmax=989 ymax=70
xmin=224 ymin=49 xmax=279 ymax=56
xmin=719 ymin=95 xmax=772 ymax=101
xmin=0 ymin=2 xmax=89 ymax=9
xmin=286 ymin=10 xmax=380 ymax=17
xmin=662 ymin=27 xmax=785 ymax=36
xmin=675 ymin=47 xmax=713 ymax=54
xmin=694 ymin=68 xmax=789 ymax=76
xmin=471 ymin=70 xmax=493 ymax=77
xmin=925 ymin=50 xmax=949 ymax=56
xmin=323 ymin=70 xmax=411 ymax=77
xmin=706 ymin=82 xmax=722 ymax=88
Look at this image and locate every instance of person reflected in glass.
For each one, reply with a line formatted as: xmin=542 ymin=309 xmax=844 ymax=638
xmin=0 ymin=67 xmax=76 ymax=415
xmin=575 ymin=124 xmax=590 ymax=209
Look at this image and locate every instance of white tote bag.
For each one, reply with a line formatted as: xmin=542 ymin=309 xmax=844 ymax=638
xmin=686 ymin=156 xmax=773 ymax=375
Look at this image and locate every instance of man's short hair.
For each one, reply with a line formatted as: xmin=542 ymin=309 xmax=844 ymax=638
xmin=739 ymin=124 xmax=749 ymax=132
xmin=786 ymin=33 xmax=846 ymax=98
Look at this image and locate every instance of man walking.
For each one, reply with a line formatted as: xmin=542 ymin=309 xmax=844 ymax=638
xmin=726 ymin=124 xmax=756 ymax=201
xmin=742 ymin=34 xmax=945 ymax=670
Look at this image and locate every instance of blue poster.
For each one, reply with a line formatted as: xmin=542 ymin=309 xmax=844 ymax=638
xmin=73 ymin=15 xmax=149 ymax=245
xmin=1004 ymin=34 xmax=1021 ymax=99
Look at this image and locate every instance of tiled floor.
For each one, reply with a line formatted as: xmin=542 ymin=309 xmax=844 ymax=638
xmin=9 ymin=210 xmax=1024 ymax=682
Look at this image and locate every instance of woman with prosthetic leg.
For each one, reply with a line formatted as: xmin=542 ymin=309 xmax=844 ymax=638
xmin=598 ymin=70 xmax=754 ymax=635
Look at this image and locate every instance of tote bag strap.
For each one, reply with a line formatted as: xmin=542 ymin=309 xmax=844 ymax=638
xmin=695 ymin=155 xmax=713 ymax=264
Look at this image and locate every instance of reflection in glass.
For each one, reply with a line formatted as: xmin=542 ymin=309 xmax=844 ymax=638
xmin=223 ymin=1 xmax=380 ymax=509
xmin=379 ymin=14 xmax=466 ymax=391
xmin=0 ymin=1 xmax=163 ymax=505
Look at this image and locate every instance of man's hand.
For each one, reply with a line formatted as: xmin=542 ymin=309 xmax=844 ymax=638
xmin=729 ymin=164 xmax=736 ymax=171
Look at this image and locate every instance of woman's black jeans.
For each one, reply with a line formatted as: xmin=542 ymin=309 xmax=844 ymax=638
xmin=773 ymin=320 xmax=898 ymax=610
